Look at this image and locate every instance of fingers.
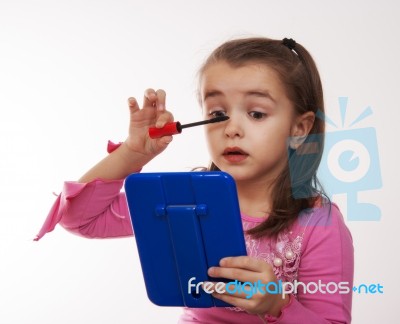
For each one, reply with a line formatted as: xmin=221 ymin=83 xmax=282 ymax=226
xmin=143 ymin=88 xmax=156 ymax=108
xmin=208 ymin=257 xmax=272 ymax=283
xmin=156 ymin=135 xmax=173 ymax=147
xmin=220 ymin=256 xmax=268 ymax=272
xmin=212 ymin=292 xmax=243 ymax=305
xmin=127 ymin=89 xmax=174 ymax=142
xmin=201 ymin=280 xmax=272 ymax=314
xmin=211 ymin=292 xmax=262 ymax=314
xmin=208 ymin=280 xmax=289 ymax=316
xmin=155 ymin=110 xmax=174 ymax=128
xmin=156 ymin=89 xmax=166 ymax=111
xmin=202 ymin=281 xmax=254 ymax=299
xmin=208 ymin=266 xmax=258 ymax=283
xmin=143 ymin=88 xmax=166 ymax=112
xmin=203 ymin=258 xmax=285 ymax=315
xmin=128 ymin=97 xmax=140 ymax=114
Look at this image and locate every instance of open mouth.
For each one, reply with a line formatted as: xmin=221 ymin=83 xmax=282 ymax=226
xmin=223 ymin=147 xmax=249 ymax=162
xmin=223 ymin=147 xmax=248 ymax=156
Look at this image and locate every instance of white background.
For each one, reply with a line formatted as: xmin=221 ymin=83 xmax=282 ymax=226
xmin=0 ymin=0 xmax=398 ymax=323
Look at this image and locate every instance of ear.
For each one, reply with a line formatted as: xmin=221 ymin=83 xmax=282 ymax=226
xmin=289 ymin=111 xmax=315 ymax=149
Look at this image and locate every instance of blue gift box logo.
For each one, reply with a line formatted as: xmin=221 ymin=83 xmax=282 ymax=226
xmin=290 ymin=97 xmax=382 ymax=221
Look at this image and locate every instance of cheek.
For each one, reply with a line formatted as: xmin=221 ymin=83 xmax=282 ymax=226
xmin=264 ymin=118 xmax=292 ymax=141
xmin=250 ymin=126 xmax=291 ymax=154
xmin=201 ymin=108 xmax=207 ymax=119
xmin=203 ymin=129 xmax=217 ymax=153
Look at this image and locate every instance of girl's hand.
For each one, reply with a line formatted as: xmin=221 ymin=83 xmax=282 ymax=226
xmin=207 ymin=256 xmax=290 ymax=317
xmin=124 ymin=88 xmax=174 ymax=158
xmin=78 ymin=88 xmax=173 ymax=182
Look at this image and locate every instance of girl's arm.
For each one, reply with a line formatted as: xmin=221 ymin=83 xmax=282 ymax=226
xmin=35 ymin=89 xmax=174 ymax=240
xmin=275 ymin=203 xmax=354 ymax=323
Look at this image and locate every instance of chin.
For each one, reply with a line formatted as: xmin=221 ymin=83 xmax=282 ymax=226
xmin=216 ymin=166 xmax=251 ymax=182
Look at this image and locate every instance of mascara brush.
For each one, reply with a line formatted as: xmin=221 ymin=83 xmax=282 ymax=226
xmin=149 ymin=116 xmax=229 ymax=139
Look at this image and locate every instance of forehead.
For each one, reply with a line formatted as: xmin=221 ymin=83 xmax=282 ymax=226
xmin=200 ymin=61 xmax=285 ymax=97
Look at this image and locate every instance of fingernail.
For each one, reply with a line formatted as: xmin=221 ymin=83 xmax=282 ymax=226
xmin=220 ymin=258 xmax=228 ymax=266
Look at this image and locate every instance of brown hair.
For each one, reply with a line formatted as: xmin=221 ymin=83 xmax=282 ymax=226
xmin=197 ymin=37 xmax=326 ymax=238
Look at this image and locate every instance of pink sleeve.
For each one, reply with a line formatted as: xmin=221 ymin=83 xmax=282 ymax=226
xmin=266 ymin=203 xmax=354 ymax=324
xmin=34 ymin=178 xmax=134 ymax=240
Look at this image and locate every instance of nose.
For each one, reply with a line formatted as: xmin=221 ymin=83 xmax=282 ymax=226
xmin=224 ymin=114 xmax=243 ymax=138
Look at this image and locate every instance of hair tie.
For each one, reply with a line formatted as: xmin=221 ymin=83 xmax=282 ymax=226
xmin=282 ymin=38 xmax=297 ymax=51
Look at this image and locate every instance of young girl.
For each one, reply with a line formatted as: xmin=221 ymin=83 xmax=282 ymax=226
xmin=36 ymin=37 xmax=354 ymax=323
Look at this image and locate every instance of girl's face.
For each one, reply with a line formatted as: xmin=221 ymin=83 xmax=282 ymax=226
xmin=200 ymin=61 xmax=297 ymax=184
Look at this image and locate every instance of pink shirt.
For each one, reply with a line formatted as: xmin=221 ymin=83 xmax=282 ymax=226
xmin=36 ymin=179 xmax=354 ymax=323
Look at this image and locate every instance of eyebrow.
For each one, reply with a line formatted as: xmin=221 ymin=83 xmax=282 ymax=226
xmin=203 ymin=89 xmax=275 ymax=102
xmin=246 ymin=90 xmax=275 ymax=101
xmin=203 ymin=90 xmax=223 ymax=101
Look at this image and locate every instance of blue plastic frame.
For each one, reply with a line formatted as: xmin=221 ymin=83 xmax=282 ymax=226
xmin=124 ymin=171 xmax=247 ymax=307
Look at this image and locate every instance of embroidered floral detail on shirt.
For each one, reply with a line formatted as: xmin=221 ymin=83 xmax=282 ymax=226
xmin=225 ymin=214 xmax=313 ymax=313
xmin=242 ymin=222 xmax=304 ymax=284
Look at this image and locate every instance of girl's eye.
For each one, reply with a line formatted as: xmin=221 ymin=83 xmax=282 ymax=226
xmin=209 ymin=110 xmax=227 ymax=118
xmin=249 ymin=111 xmax=266 ymax=120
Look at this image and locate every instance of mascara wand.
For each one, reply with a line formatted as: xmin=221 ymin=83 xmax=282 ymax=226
xmin=149 ymin=116 xmax=229 ymax=139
